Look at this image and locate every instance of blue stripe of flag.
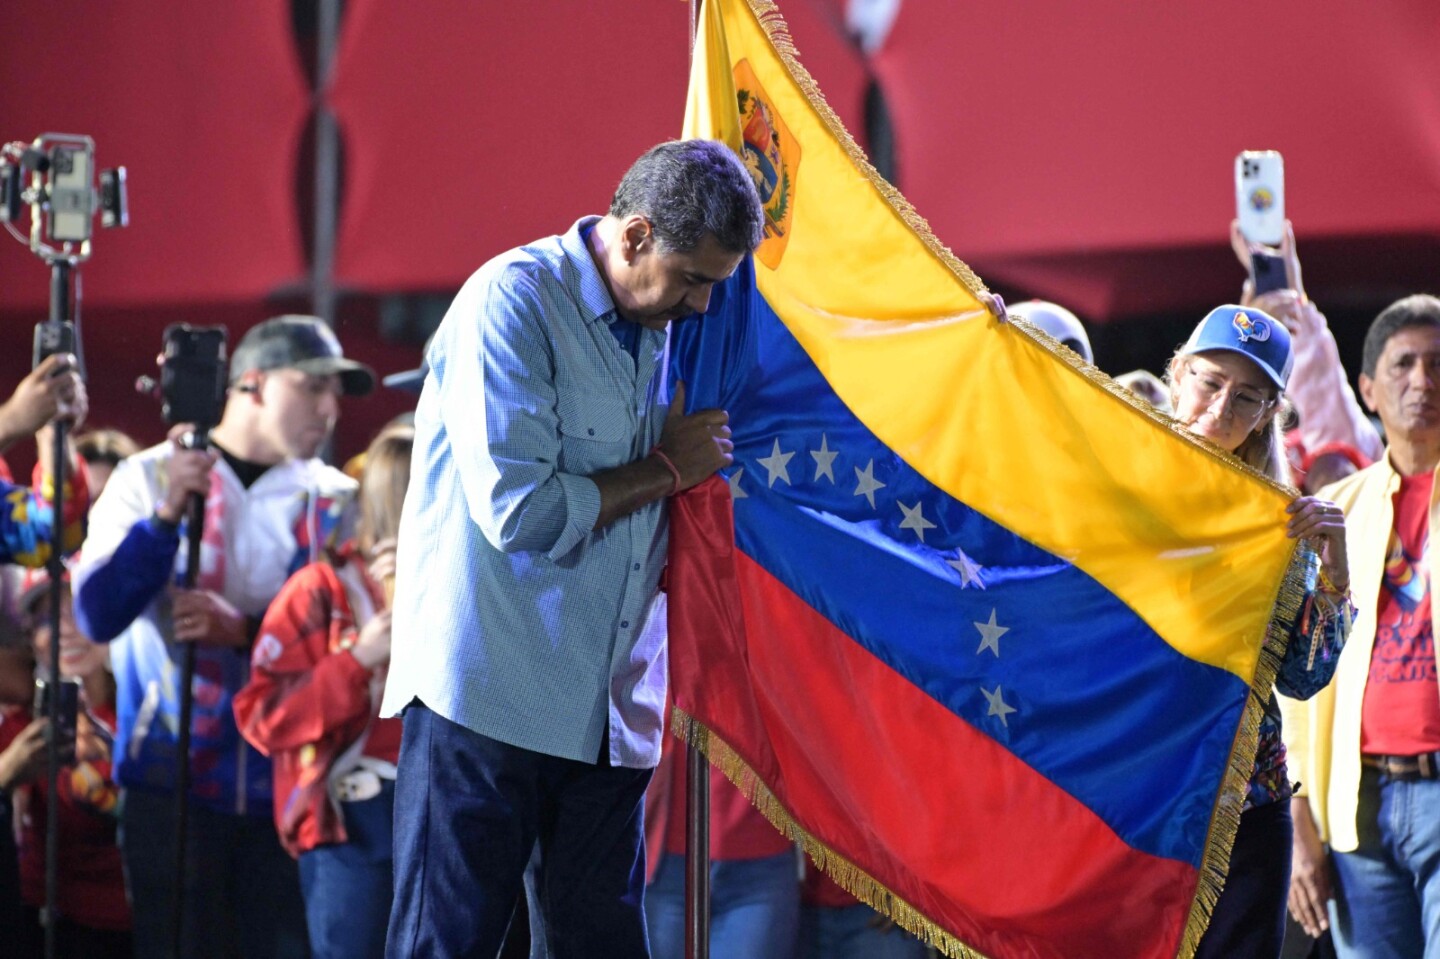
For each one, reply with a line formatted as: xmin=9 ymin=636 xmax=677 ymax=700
xmin=672 ymin=261 xmax=1249 ymax=867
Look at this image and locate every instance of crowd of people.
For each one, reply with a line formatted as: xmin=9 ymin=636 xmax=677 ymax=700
xmin=0 ymin=136 xmax=1432 ymax=959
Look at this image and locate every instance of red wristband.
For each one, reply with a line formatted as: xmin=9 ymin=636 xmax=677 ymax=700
xmin=650 ymin=446 xmax=682 ymax=496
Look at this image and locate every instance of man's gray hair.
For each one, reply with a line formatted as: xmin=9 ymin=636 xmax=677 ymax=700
xmin=609 ymin=140 xmax=764 ymax=255
xmin=1363 ymin=293 xmax=1440 ymax=378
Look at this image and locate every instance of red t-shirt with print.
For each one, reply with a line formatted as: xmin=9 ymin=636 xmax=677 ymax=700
xmin=1362 ymin=472 xmax=1440 ymax=756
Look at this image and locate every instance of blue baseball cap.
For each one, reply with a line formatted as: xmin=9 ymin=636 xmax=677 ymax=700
xmin=1178 ymin=305 xmax=1293 ymax=390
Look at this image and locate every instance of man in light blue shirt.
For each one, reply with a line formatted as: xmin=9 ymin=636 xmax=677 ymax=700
xmin=384 ymin=140 xmax=763 ymax=958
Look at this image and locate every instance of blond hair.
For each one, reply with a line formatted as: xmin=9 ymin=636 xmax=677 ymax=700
xmin=357 ymin=424 xmax=415 ymax=555
xmin=74 ymin=428 xmax=141 ymax=468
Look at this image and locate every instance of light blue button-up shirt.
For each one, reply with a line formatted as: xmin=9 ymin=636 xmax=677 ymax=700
xmin=382 ymin=217 xmax=673 ymax=769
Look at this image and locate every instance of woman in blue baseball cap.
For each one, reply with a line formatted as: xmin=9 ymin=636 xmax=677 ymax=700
xmin=1166 ymin=304 xmax=1354 ymax=959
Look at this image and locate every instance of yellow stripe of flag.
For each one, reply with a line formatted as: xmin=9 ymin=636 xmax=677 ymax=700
xmin=683 ymin=0 xmax=1296 ymax=681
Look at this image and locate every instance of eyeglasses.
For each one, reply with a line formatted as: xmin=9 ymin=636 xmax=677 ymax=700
xmin=1181 ymin=364 xmax=1271 ymax=421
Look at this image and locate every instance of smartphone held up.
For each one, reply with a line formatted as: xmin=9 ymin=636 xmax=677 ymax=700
xmin=1235 ymin=150 xmax=1285 ymax=247
xmin=1249 ymin=250 xmax=1288 ymax=297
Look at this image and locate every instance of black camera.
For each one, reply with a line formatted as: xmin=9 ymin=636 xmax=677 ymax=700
xmin=34 ymin=677 xmax=80 ymax=763
xmin=0 ymin=133 xmax=126 ymax=254
xmin=32 ymin=320 xmax=77 ymax=370
xmin=160 ymin=325 xmax=228 ymax=429
xmin=99 ymin=167 xmax=128 ymax=229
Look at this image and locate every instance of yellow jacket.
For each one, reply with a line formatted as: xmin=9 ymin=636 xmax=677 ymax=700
xmin=1280 ymin=452 xmax=1439 ymax=852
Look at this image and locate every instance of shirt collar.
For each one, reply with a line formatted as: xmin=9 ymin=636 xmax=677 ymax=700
xmin=1379 ymin=447 xmax=1440 ymax=491
xmin=559 ymin=216 xmax=619 ymax=325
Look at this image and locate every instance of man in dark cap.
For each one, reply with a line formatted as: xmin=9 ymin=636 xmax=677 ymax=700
xmin=74 ymin=314 xmax=373 ymax=959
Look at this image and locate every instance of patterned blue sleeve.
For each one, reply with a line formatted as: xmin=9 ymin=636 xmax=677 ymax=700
xmin=74 ymin=517 xmax=179 ymax=643
xmin=0 ymin=477 xmax=85 ymax=568
xmin=1274 ymin=552 xmax=1355 ymax=701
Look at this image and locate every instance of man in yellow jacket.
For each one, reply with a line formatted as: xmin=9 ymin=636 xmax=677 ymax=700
xmin=1283 ymin=293 xmax=1440 ymax=958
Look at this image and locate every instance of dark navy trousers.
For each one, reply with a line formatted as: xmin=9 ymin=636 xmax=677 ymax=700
xmin=386 ymin=702 xmax=653 ymax=959
xmin=1195 ymin=798 xmax=1294 ymax=959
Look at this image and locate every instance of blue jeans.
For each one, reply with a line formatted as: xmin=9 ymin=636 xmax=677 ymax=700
xmin=298 ymin=780 xmax=395 ymax=959
xmin=386 ymin=702 xmax=652 ymax=959
xmin=645 ymin=851 xmax=799 ymax=959
xmin=1330 ymin=768 xmax=1440 ymax=959
xmin=797 ymin=901 xmax=930 ymax=959
xmin=119 ymin=787 xmax=309 ymax=959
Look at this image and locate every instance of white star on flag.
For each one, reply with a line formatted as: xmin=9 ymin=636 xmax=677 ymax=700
xmin=757 ymin=438 xmax=795 ymax=488
xmin=810 ymin=434 xmax=838 ymax=483
xmin=728 ymin=467 xmax=748 ymax=500
xmin=853 ymin=459 xmax=886 ymax=509
xmin=981 ymin=685 xmax=1017 ymax=726
xmin=897 ymin=500 xmax=937 ymax=543
xmin=946 ymin=549 xmax=985 ymax=589
xmin=973 ymin=608 xmax=1009 ymax=656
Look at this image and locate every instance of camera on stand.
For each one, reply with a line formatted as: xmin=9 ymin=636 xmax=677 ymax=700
xmin=3 ymin=134 xmax=126 ymax=381
xmin=0 ymin=134 xmax=126 ymax=250
xmin=2 ymin=131 xmax=126 ymax=959
xmin=159 ymin=324 xmax=228 ymax=432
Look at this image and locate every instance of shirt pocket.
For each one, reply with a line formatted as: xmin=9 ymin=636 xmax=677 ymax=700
xmin=554 ymin=387 xmax=635 ymax=475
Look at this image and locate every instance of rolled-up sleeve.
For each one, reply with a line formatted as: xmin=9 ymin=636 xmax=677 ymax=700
xmin=382 ymin=219 xmax=672 ymax=767
xmin=438 ymin=272 xmax=602 ymax=561
xmin=1274 ymin=554 xmax=1354 ymax=702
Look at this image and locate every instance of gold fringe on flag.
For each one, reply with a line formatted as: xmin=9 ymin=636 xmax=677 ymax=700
xmin=1177 ymin=540 xmax=1311 ymax=958
xmin=674 ymin=530 xmax=1306 ymax=959
xmin=711 ymin=2 xmax=1322 ymax=954
xmin=671 ymin=543 xmax=1312 ymax=959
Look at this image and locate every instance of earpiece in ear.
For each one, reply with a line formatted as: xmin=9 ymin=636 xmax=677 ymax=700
xmin=234 ymin=384 xmax=258 ymax=394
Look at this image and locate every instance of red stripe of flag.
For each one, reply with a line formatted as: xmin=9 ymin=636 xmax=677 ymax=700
xmin=668 ymin=478 xmax=1197 ymax=959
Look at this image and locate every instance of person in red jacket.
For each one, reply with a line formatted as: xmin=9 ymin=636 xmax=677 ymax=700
xmin=233 ymin=424 xmax=410 ymax=959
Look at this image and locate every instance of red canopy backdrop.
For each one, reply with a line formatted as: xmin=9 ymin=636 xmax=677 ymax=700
xmin=0 ymin=0 xmax=310 ymax=311
xmin=326 ymin=0 xmax=1440 ymax=322
xmin=325 ymin=0 xmax=869 ymax=292
xmin=1 ymin=0 xmax=1436 ymax=464
xmin=0 ymin=1 xmax=315 ymax=461
xmin=870 ymin=0 xmax=1440 ymax=319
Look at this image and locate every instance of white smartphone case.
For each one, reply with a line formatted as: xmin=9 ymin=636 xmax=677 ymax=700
xmin=1235 ymin=151 xmax=1285 ymax=246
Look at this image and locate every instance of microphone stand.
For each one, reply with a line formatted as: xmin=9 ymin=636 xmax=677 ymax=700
xmin=170 ymin=429 xmax=209 ymax=959
xmin=41 ymin=255 xmax=77 ymax=959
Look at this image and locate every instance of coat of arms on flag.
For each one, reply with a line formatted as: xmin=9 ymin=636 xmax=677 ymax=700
xmin=734 ymin=58 xmax=799 ymax=266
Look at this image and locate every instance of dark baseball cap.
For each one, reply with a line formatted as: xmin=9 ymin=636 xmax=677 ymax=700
xmin=230 ymin=315 xmax=376 ymax=396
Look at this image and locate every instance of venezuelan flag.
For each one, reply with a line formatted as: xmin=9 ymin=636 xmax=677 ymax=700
xmin=666 ymin=2 xmax=1312 ymax=957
